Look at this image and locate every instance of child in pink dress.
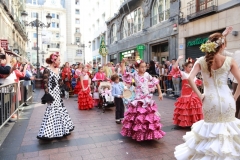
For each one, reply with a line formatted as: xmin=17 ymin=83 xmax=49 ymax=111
xmin=120 ymin=58 xmax=165 ymax=141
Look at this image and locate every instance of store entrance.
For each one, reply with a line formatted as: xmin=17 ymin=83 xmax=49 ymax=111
xmin=151 ymin=42 xmax=169 ymax=64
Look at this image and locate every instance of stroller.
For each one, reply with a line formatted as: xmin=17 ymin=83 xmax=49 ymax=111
xmin=97 ymin=81 xmax=115 ymax=113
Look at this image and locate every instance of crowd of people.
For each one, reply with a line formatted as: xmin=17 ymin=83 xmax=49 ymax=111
xmin=1 ymin=26 xmax=240 ymax=159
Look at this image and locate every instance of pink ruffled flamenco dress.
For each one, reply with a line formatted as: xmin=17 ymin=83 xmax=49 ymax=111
xmin=120 ymin=71 xmax=166 ymax=141
xmin=171 ymin=67 xmax=203 ymax=127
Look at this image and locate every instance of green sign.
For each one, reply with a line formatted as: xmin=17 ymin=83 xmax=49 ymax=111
xmin=120 ymin=49 xmax=136 ymax=61
xmin=137 ymin=44 xmax=145 ymax=59
xmin=187 ymin=38 xmax=208 ymax=47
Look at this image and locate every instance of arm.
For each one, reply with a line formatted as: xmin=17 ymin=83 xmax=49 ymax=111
xmin=120 ymin=59 xmax=126 ymax=75
xmin=80 ymin=75 xmax=84 ymax=90
xmin=111 ymin=86 xmax=121 ymax=98
xmin=0 ymin=66 xmax=11 ymax=74
xmin=188 ymin=62 xmax=204 ymax=100
xmin=173 ymin=55 xmax=183 ymax=70
xmin=230 ymin=59 xmax=240 ymax=101
xmin=157 ymin=83 xmax=163 ymax=100
xmin=43 ymin=69 xmax=50 ymax=94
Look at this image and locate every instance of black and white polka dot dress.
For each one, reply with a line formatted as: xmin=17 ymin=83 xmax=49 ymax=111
xmin=37 ymin=68 xmax=74 ymax=140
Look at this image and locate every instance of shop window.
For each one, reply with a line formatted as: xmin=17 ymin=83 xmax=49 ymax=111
xmin=121 ymin=8 xmax=143 ymax=39
xmin=110 ymin=24 xmax=117 ymax=44
xmin=151 ymin=0 xmax=170 ymax=26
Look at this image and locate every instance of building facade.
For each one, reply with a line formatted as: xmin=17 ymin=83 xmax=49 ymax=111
xmin=26 ymin=0 xmax=66 ymax=66
xmin=80 ymin=0 xmax=123 ymax=64
xmin=178 ymin=0 xmax=240 ymax=61
xmin=106 ymin=0 xmax=179 ymax=64
xmin=0 ymin=0 xmax=28 ymax=58
xmin=65 ymin=0 xmax=83 ymax=64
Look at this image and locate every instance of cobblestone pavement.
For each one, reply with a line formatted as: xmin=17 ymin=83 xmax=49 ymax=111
xmin=0 ymin=90 xmax=190 ymax=160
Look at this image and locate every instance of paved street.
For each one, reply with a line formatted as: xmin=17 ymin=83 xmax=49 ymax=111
xmin=0 ymin=90 xmax=190 ymax=160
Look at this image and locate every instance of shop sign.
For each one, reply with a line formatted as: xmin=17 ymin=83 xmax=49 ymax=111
xmin=137 ymin=44 xmax=145 ymax=50
xmin=0 ymin=39 xmax=8 ymax=50
xmin=121 ymin=49 xmax=135 ymax=58
xmin=187 ymin=38 xmax=208 ymax=47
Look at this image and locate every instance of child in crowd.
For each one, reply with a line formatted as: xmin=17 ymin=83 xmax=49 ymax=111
xmin=171 ymin=55 xmax=203 ymax=127
xmin=120 ymin=58 xmax=165 ymax=141
xmin=111 ymin=74 xmax=125 ymax=124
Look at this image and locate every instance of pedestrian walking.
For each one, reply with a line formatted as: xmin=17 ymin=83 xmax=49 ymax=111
xmin=37 ymin=52 xmax=74 ymax=140
xmin=120 ymin=58 xmax=165 ymax=141
xmin=171 ymin=55 xmax=203 ymax=127
xmin=174 ymin=32 xmax=240 ymax=159
xmin=111 ymin=74 xmax=125 ymax=124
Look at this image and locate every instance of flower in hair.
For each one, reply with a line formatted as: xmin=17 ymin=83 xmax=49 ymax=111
xmin=200 ymin=42 xmax=217 ymax=53
xmin=186 ymin=58 xmax=193 ymax=63
xmin=136 ymin=60 xmax=141 ymax=64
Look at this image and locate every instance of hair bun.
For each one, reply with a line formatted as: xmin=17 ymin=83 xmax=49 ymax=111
xmin=46 ymin=58 xmax=52 ymax=64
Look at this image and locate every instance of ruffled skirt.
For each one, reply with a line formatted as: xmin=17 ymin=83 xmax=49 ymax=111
xmin=78 ymin=88 xmax=93 ymax=110
xmin=173 ymin=93 xmax=203 ymax=127
xmin=174 ymin=119 xmax=240 ymax=159
xmin=121 ymin=98 xmax=165 ymax=141
xmin=74 ymin=81 xmax=81 ymax=95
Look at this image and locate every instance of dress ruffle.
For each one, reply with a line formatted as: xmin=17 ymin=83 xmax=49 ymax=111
xmin=74 ymin=81 xmax=81 ymax=95
xmin=174 ymin=119 xmax=240 ymax=160
xmin=41 ymin=93 xmax=54 ymax=104
xmin=78 ymin=88 xmax=93 ymax=110
xmin=173 ymin=93 xmax=203 ymax=127
xmin=121 ymin=97 xmax=165 ymax=141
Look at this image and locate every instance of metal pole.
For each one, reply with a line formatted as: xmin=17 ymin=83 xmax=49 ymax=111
xmin=36 ymin=14 xmax=40 ymax=78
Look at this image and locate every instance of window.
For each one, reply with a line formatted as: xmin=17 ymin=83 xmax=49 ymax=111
xmin=121 ymin=8 xmax=143 ymax=39
xmin=75 ymin=9 xmax=80 ymax=14
xmin=151 ymin=0 xmax=170 ymax=26
xmin=56 ymin=33 xmax=59 ymax=38
xmin=33 ymin=33 xmax=37 ymax=38
xmin=76 ymin=49 xmax=82 ymax=56
xmin=50 ymin=43 xmax=60 ymax=48
xmin=197 ymin=0 xmax=214 ymax=11
xmin=110 ymin=24 xmax=117 ymax=44
xmin=52 ymin=22 xmax=56 ymax=28
xmin=75 ymin=0 xmax=79 ymax=5
xmin=32 ymin=0 xmax=37 ymax=5
xmin=52 ymin=13 xmax=55 ymax=18
xmin=57 ymin=23 xmax=59 ymax=28
xmin=31 ymin=12 xmax=38 ymax=18
xmin=75 ymin=19 xmax=80 ymax=24
xmin=92 ymin=41 xmax=95 ymax=51
xmin=76 ymin=37 xmax=80 ymax=43
xmin=76 ymin=28 xmax=80 ymax=33
xmin=56 ymin=14 xmax=59 ymax=19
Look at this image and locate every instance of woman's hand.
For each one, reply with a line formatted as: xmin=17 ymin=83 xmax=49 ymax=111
xmin=222 ymin=26 xmax=233 ymax=37
xmin=178 ymin=55 xmax=184 ymax=60
xmin=158 ymin=93 xmax=163 ymax=101
xmin=200 ymin=94 xmax=205 ymax=102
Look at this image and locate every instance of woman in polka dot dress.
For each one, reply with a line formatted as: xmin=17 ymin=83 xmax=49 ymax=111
xmin=120 ymin=58 xmax=165 ymax=141
xmin=37 ymin=53 xmax=74 ymax=140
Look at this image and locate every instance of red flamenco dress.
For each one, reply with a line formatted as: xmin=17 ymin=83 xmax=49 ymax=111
xmin=74 ymin=69 xmax=82 ymax=95
xmin=78 ymin=73 xmax=94 ymax=110
xmin=171 ymin=68 xmax=203 ymax=127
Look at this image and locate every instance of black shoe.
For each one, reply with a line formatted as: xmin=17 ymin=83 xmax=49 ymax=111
xmin=23 ymin=103 xmax=29 ymax=106
xmin=116 ymin=120 xmax=121 ymax=124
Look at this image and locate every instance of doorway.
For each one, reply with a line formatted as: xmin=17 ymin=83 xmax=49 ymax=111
xmin=151 ymin=42 xmax=169 ymax=64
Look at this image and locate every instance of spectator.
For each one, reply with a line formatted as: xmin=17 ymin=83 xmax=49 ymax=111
xmin=146 ymin=60 xmax=157 ymax=76
xmin=171 ymin=58 xmax=180 ymax=97
xmin=0 ymin=47 xmax=11 ymax=77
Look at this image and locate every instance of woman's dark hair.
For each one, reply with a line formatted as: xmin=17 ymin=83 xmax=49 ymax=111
xmin=147 ymin=60 xmax=157 ymax=75
xmin=46 ymin=53 xmax=59 ymax=64
xmin=205 ymin=33 xmax=226 ymax=77
xmin=183 ymin=58 xmax=194 ymax=67
xmin=98 ymin=66 xmax=102 ymax=71
xmin=149 ymin=60 xmax=155 ymax=68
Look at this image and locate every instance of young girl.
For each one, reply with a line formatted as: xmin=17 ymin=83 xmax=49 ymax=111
xmin=171 ymin=55 xmax=203 ymax=127
xmin=120 ymin=58 xmax=165 ymax=141
xmin=78 ymin=65 xmax=93 ymax=110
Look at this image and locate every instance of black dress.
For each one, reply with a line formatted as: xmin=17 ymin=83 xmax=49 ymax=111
xmin=37 ymin=68 xmax=74 ymax=140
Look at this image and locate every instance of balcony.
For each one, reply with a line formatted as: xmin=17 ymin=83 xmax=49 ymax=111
xmin=14 ymin=16 xmax=28 ymax=41
xmin=187 ymin=0 xmax=218 ymax=20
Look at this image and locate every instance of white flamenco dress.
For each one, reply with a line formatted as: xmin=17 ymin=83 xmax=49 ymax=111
xmin=175 ymin=56 xmax=240 ymax=160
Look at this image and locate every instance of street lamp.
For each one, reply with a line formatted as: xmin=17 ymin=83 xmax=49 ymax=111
xmin=21 ymin=11 xmax=52 ymax=78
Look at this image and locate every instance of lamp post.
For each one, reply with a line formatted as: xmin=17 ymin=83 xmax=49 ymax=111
xmin=21 ymin=11 xmax=52 ymax=78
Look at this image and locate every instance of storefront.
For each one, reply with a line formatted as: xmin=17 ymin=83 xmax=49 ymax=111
xmin=110 ymin=53 xmax=117 ymax=64
xmin=120 ymin=49 xmax=137 ymax=64
xmin=185 ymin=29 xmax=224 ymax=60
xmin=151 ymin=42 xmax=169 ymax=64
